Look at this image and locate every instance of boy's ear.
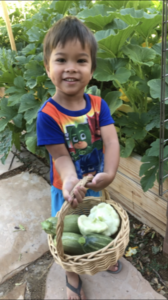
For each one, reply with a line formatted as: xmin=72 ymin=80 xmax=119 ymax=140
xmin=90 ymin=70 xmax=94 ymax=80
xmin=45 ymin=64 xmax=50 ymax=78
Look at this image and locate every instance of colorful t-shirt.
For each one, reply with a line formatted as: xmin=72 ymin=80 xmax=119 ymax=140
xmin=37 ymin=93 xmax=114 ymax=189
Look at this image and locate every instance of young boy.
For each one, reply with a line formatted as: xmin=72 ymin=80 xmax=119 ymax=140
xmin=37 ymin=16 xmax=121 ymax=300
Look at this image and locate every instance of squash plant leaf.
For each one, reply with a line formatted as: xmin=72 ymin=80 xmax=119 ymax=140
xmin=95 ymin=29 xmax=116 ymax=42
xmin=118 ymin=8 xmax=162 ymax=39
xmin=120 ymin=138 xmax=135 ymax=158
xmin=21 ymin=44 xmax=36 ymax=56
xmin=26 ymin=26 xmax=44 ymax=43
xmin=19 ymin=94 xmax=39 ymax=113
xmin=0 ymin=128 xmax=12 ymax=164
xmin=24 ymin=105 xmax=41 ymax=125
xmin=77 ymin=5 xmax=116 ymax=30
xmin=26 ymin=135 xmax=37 ymax=154
xmin=44 ymin=81 xmax=56 ymax=96
xmin=140 ymin=165 xmax=158 ymax=192
xmin=97 ymin=25 xmax=136 ymax=57
xmin=122 ymin=44 xmax=156 ymax=67
xmin=105 ymin=0 xmax=129 ymax=9
xmin=94 ymin=58 xmax=131 ymax=83
xmin=118 ymin=112 xmax=148 ymax=140
xmin=148 ymin=79 xmax=168 ymax=101
xmin=24 ymin=61 xmax=44 ymax=80
xmin=0 ymin=98 xmax=18 ymax=131
xmin=50 ymin=1 xmax=73 ymax=15
xmin=104 ymin=91 xmax=122 ymax=114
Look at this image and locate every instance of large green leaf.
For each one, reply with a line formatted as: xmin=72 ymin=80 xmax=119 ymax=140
xmin=0 ymin=72 xmax=15 ymax=85
xmin=26 ymin=26 xmax=44 ymax=43
xmin=120 ymin=138 xmax=135 ymax=157
xmin=0 ymin=128 xmax=12 ymax=164
xmin=118 ymin=112 xmax=148 ymax=140
xmin=105 ymin=1 xmax=129 ymax=9
xmin=94 ymin=29 xmax=116 ymax=42
xmin=26 ymin=135 xmax=37 ymax=154
xmin=24 ymin=105 xmax=41 ymax=125
xmin=50 ymin=1 xmax=73 ymax=15
xmin=122 ymin=44 xmax=156 ymax=66
xmin=44 ymin=81 xmax=55 ymax=96
xmin=104 ymin=91 xmax=122 ymax=114
xmin=118 ymin=8 xmax=162 ymax=39
xmin=97 ymin=25 xmax=136 ymax=57
xmin=77 ymin=5 xmax=116 ymax=30
xmin=21 ymin=44 xmax=36 ymax=55
xmin=19 ymin=94 xmax=39 ymax=113
xmin=6 ymin=76 xmax=26 ymax=106
xmin=0 ymin=98 xmax=18 ymax=131
xmin=94 ymin=58 xmax=131 ymax=83
xmin=24 ymin=61 xmax=44 ymax=80
xmin=148 ymin=79 xmax=168 ymax=101
xmin=140 ymin=165 xmax=158 ymax=192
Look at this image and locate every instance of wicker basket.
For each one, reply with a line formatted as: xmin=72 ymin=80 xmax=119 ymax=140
xmin=48 ymin=176 xmax=130 ymax=275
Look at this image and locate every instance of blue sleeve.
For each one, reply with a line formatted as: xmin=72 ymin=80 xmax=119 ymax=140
xmin=99 ymin=99 xmax=115 ymax=127
xmin=36 ymin=111 xmax=65 ymax=146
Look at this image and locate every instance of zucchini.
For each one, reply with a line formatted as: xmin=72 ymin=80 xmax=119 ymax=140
xmin=78 ymin=233 xmax=113 ymax=253
xmin=53 ymin=232 xmax=85 ymax=255
xmin=41 ymin=214 xmax=80 ymax=235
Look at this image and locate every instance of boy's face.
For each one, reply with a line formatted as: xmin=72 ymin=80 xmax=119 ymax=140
xmin=45 ymin=39 xmax=93 ymax=98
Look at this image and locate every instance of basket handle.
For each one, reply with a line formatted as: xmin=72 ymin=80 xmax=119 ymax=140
xmin=55 ymin=175 xmax=111 ymax=260
xmin=56 ymin=175 xmax=93 ymax=259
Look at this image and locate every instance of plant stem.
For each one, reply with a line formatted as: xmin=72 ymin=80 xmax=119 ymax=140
xmin=100 ymin=81 xmax=103 ymax=96
xmin=115 ymin=80 xmax=138 ymax=113
xmin=146 ymin=131 xmax=158 ymax=139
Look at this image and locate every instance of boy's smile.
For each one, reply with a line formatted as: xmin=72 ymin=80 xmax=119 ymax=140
xmin=45 ymin=39 xmax=93 ymax=108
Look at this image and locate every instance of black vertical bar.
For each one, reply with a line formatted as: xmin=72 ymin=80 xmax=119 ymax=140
xmin=159 ymin=0 xmax=167 ymax=196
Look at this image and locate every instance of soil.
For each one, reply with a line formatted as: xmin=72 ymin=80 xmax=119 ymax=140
xmin=0 ymin=152 xmax=168 ymax=299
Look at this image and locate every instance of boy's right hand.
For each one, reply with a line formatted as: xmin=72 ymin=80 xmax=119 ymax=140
xmin=62 ymin=176 xmax=87 ymax=209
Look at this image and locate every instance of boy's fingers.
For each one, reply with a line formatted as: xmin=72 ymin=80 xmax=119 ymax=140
xmin=63 ymin=189 xmax=72 ymax=202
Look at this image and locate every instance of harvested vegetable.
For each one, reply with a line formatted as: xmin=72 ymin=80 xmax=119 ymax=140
xmin=78 ymin=233 xmax=113 ymax=253
xmin=78 ymin=215 xmax=108 ymax=236
xmin=41 ymin=214 xmax=80 ymax=235
xmin=88 ymin=203 xmax=120 ymax=236
xmin=53 ymin=232 xmax=85 ymax=255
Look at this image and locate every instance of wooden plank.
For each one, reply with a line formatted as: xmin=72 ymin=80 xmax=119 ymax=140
xmin=107 ymin=186 xmax=166 ymax=237
xmin=1 ymin=1 xmax=17 ymax=51
xmin=118 ymin=155 xmax=168 ymax=201
xmin=108 ymin=172 xmax=167 ymax=226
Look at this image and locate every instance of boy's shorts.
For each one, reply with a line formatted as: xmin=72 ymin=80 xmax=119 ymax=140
xmin=51 ymin=185 xmax=100 ymax=217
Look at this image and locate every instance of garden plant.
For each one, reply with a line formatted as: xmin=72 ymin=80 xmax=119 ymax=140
xmin=0 ymin=0 xmax=166 ymax=192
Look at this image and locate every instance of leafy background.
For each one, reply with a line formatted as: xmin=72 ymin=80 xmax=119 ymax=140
xmin=0 ymin=0 xmax=166 ymax=192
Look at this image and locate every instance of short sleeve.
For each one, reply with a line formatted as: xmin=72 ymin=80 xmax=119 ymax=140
xmin=99 ymin=99 xmax=115 ymax=127
xmin=37 ymin=111 xmax=65 ymax=146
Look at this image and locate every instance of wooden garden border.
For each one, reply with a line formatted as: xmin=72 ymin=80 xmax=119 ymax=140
xmin=107 ymin=154 xmax=168 ymax=243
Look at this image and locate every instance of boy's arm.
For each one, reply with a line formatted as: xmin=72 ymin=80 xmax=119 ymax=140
xmin=86 ymin=124 xmax=120 ymax=191
xmin=46 ymin=144 xmax=87 ymax=208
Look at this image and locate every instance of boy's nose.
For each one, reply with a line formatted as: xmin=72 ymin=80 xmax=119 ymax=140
xmin=65 ymin=63 xmax=77 ymax=72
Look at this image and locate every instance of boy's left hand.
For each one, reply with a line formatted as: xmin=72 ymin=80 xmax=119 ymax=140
xmin=85 ymin=172 xmax=114 ymax=192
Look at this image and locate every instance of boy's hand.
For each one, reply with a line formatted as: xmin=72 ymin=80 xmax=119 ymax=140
xmin=85 ymin=172 xmax=114 ymax=192
xmin=62 ymin=176 xmax=87 ymax=209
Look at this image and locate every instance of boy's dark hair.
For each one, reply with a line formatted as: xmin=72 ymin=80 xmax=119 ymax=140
xmin=43 ymin=16 xmax=97 ymax=71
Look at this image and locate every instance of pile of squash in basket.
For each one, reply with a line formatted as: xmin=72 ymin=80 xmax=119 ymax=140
xmin=41 ymin=203 xmax=120 ymax=255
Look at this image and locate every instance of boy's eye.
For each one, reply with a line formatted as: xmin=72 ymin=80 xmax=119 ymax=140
xmin=78 ymin=59 xmax=87 ymax=63
xmin=56 ymin=58 xmax=65 ymax=63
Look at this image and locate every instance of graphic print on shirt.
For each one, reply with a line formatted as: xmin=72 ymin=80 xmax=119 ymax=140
xmin=65 ymin=115 xmax=103 ymax=178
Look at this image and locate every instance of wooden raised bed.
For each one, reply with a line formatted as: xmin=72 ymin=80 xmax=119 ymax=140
xmin=107 ymin=154 xmax=168 ymax=239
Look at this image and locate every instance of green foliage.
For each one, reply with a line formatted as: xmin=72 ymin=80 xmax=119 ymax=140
xmin=0 ymin=0 xmax=164 ymax=192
